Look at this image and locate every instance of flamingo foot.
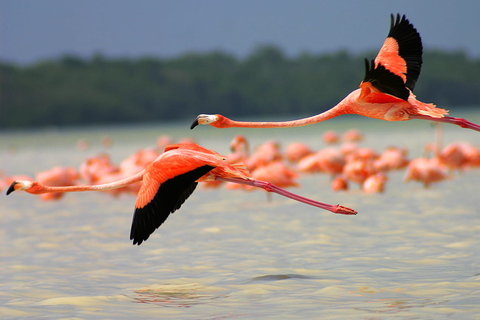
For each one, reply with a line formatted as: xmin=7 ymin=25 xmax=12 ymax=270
xmin=331 ymin=205 xmax=358 ymax=215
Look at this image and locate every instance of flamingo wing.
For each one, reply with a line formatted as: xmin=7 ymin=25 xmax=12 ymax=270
xmin=374 ymin=14 xmax=423 ymax=91
xmin=130 ymin=164 xmax=214 ymax=245
xmin=360 ymin=59 xmax=409 ymax=103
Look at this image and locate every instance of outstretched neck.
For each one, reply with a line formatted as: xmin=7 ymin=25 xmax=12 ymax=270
xmin=29 ymin=170 xmax=145 ymax=194
xmin=217 ymin=97 xmax=353 ymax=128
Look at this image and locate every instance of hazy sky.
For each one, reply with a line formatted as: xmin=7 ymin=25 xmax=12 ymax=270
xmin=1 ymin=0 xmax=479 ymax=64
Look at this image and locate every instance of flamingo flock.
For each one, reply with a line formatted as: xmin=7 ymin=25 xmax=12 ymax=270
xmin=208 ymin=131 xmax=480 ymax=193
xmin=5 ymin=14 xmax=480 ymax=245
xmin=4 ymin=129 xmax=479 ymax=199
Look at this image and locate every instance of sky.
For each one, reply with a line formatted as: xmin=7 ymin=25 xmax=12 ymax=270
xmin=1 ymin=0 xmax=480 ymax=65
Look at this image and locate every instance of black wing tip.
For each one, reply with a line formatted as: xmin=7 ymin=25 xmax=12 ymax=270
xmin=131 ymin=234 xmax=147 ymax=245
xmin=130 ymin=209 xmax=151 ymax=245
xmin=387 ymin=13 xmax=423 ymax=91
xmin=130 ymin=222 xmax=149 ymax=245
xmin=389 ymin=13 xmax=414 ymax=35
xmin=390 ymin=13 xmax=406 ymax=25
xmin=131 ymin=238 xmax=143 ymax=245
xmin=387 ymin=12 xmax=422 ymax=51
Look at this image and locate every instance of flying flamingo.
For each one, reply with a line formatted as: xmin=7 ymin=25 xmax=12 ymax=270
xmin=6 ymin=143 xmax=357 ymax=245
xmin=190 ymin=14 xmax=480 ymax=133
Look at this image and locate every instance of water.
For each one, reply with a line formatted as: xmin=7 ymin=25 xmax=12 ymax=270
xmin=2 ymin=114 xmax=480 ymax=319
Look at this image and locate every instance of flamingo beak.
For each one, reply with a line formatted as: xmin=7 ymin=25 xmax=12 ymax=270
xmin=190 ymin=118 xmax=200 ymax=129
xmin=6 ymin=181 xmax=18 ymax=195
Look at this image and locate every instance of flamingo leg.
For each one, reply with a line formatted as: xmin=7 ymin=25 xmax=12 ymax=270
xmin=410 ymin=115 xmax=480 ymax=132
xmin=216 ymin=177 xmax=357 ymax=215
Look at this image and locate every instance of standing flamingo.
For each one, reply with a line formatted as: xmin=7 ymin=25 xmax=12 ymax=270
xmin=191 ymin=14 xmax=480 ymax=133
xmin=7 ymin=143 xmax=356 ymax=245
xmin=403 ymin=157 xmax=450 ymax=188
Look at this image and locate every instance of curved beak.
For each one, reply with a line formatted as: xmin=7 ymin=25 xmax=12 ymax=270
xmin=190 ymin=118 xmax=199 ymax=130
xmin=6 ymin=181 xmax=18 ymax=195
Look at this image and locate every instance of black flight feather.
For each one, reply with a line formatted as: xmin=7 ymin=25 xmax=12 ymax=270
xmin=363 ymin=59 xmax=410 ymax=101
xmin=387 ymin=13 xmax=423 ymax=91
xmin=130 ymin=165 xmax=215 ymax=245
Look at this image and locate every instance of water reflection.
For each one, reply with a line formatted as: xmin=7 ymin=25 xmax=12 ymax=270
xmin=131 ymin=282 xmax=227 ymax=308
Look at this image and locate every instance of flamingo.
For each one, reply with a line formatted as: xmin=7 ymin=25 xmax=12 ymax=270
xmin=285 ymin=142 xmax=313 ymax=163
xmin=322 ymin=131 xmax=340 ymax=144
xmin=342 ymin=129 xmax=364 ymax=143
xmin=362 ymin=173 xmax=388 ymax=193
xmin=249 ymin=161 xmax=299 ymax=190
xmin=6 ymin=143 xmax=357 ymax=245
xmin=373 ymin=146 xmax=410 ymax=172
xmin=245 ymin=140 xmax=283 ymax=171
xmin=226 ymin=135 xmax=250 ymax=164
xmin=331 ymin=175 xmax=349 ymax=192
xmin=403 ymin=157 xmax=450 ymax=188
xmin=191 ymin=14 xmax=480 ymax=133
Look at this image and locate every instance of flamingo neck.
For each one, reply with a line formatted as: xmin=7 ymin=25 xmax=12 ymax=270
xmin=238 ymin=140 xmax=250 ymax=160
xmin=218 ymin=97 xmax=353 ymax=128
xmin=28 ymin=170 xmax=145 ymax=194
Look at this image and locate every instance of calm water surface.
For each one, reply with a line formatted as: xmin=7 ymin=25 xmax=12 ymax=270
xmin=1 ymin=114 xmax=480 ymax=319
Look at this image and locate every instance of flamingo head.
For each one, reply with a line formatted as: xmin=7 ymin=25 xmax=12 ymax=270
xmin=6 ymin=180 xmax=33 ymax=195
xmin=230 ymin=135 xmax=247 ymax=152
xmin=190 ymin=114 xmax=220 ymax=129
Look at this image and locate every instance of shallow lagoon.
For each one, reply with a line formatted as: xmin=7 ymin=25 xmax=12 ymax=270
xmin=2 ymin=113 xmax=480 ymax=319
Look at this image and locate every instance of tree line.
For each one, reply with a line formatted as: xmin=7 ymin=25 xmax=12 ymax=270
xmin=1 ymin=45 xmax=479 ymax=129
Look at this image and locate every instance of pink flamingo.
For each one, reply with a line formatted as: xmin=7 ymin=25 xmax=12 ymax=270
xmin=315 ymin=148 xmax=346 ymax=176
xmin=249 ymin=161 xmax=299 ymax=190
xmin=362 ymin=173 xmax=388 ymax=193
xmin=226 ymin=135 xmax=250 ymax=164
xmin=342 ymin=129 xmax=364 ymax=143
xmin=374 ymin=147 xmax=410 ymax=172
xmin=79 ymin=153 xmax=119 ymax=185
xmin=191 ymin=14 xmax=480 ymax=133
xmin=403 ymin=157 xmax=450 ymax=188
xmin=245 ymin=140 xmax=283 ymax=171
xmin=322 ymin=131 xmax=340 ymax=144
xmin=285 ymin=142 xmax=313 ymax=163
xmin=331 ymin=175 xmax=349 ymax=192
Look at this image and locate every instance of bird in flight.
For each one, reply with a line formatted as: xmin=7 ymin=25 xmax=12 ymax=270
xmin=191 ymin=14 xmax=480 ymax=133
xmin=7 ymin=143 xmax=357 ymax=245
